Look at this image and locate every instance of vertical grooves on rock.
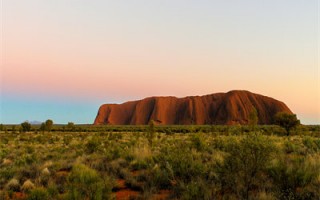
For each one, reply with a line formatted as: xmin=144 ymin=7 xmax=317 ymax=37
xmin=94 ymin=90 xmax=293 ymax=125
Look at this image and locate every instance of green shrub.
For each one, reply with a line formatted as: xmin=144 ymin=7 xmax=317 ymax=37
xmin=174 ymin=179 xmax=212 ymax=200
xmin=39 ymin=168 xmax=51 ymax=187
xmin=67 ymin=122 xmax=75 ymax=131
xmin=45 ymin=120 xmax=53 ymax=132
xmin=0 ymin=167 xmax=15 ymax=185
xmin=66 ymin=164 xmax=112 ymax=200
xmin=283 ymin=140 xmax=298 ymax=154
xmin=190 ymin=134 xmax=205 ymax=151
xmin=131 ymin=159 xmax=148 ymax=171
xmin=219 ymin=133 xmax=276 ymax=199
xmin=21 ymin=121 xmax=31 ymax=132
xmin=46 ymin=183 xmax=59 ymax=198
xmin=274 ymin=112 xmax=300 ymax=136
xmin=303 ymin=136 xmax=319 ymax=152
xmin=268 ymin=156 xmax=320 ymax=199
xmin=27 ymin=187 xmax=49 ymax=200
xmin=63 ymin=135 xmax=73 ymax=145
xmin=158 ymin=144 xmax=206 ymax=183
xmin=150 ymin=165 xmax=172 ymax=189
xmin=85 ymin=137 xmax=100 ymax=154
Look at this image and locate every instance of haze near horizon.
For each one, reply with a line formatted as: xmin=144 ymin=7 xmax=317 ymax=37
xmin=0 ymin=0 xmax=319 ymax=124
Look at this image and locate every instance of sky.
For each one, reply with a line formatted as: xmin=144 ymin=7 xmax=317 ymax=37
xmin=0 ymin=0 xmax=319 ymax=124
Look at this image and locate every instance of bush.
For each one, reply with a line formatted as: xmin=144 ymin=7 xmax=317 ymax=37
xmin=268 ymin=155 xmax=320 ymax=199
xmin=67 ymin=122 xmax=75 ymax=131
xmin=283 ymin=140 xmax=298 ymax=154
xmin=39 ymin=123 xmax=46 ymax=132
xmin=40 ymin=168 xmax=51 ymax=187
xmin=150 ymin=165 xmax=172 ymax=189
xmin=85 ymin=137 xmax=100 ymax=154
xmin=66 ymin=164 xmax=112 ymax=200
xmin=6 ymin=178 xmax=20 ymax=192
xmin=219 ymin=133 xmax=276 ymax=199
xmin=274 ymin=112 xmax=300 ymax=136
xmin=190 ymin=134 xmax=205 ymax=151
xmin=158 ymin=144 xmax=206 ymax=184
xmin=147 ymin=120 xmax=156 ymax=146
xmin=45 ymin=119 xmax=53 ymax=132
xmin=21 ymin=121 xmax=31 ymax=132
xmin=27 ymin=187 xmax=49 ymax=200
xmin=175 ymin=179 xmax=212 ymax=200
xmin=303 ymin=136 xmax=319 ymax=152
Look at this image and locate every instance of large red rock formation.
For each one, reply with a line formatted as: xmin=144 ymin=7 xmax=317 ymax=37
xmin=94 ymin=90 xmax=292 ymax=125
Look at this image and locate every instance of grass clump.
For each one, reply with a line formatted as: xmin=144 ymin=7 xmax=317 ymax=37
xmin=66 ymin=163 xmax=112 ymax=200
xmin=5 ymin=178 xmax=20 ymax=192
xmin=21 ymin=179 xmax=35 ymax=192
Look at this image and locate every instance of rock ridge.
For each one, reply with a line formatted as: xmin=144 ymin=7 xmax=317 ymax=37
xmin=94 ymin=90 xmax=292 ymax=125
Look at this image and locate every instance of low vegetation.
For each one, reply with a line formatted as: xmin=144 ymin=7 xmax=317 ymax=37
xmin=0 ymin=124 xmax=319 ymax=199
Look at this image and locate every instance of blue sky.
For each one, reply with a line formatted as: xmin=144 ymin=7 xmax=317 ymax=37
xmin=1 ymin=0 xmax=319 ymax=124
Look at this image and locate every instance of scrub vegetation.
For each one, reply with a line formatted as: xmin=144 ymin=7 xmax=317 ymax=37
xmin=0 ymin=124 xmax=319 ymax=200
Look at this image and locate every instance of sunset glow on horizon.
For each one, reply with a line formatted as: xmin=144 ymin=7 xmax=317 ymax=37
xmin=1 ymin=0 xmax=319 ymax=124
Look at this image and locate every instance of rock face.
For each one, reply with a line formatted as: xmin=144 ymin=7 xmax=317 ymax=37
xmin=94 ymin=90 xmax=293 ymax=125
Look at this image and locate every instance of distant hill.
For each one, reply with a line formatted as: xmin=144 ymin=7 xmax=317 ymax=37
xmin=94 ymin=90 xmax=293 ymax=125
xmin=29 ymin=121 xmax=42 ymax=125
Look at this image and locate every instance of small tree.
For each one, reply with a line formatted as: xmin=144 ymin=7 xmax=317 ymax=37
xmin=67 ymin=122 xmax=75 ymax=131
xmin=21 ymin=121 xmax=31 ymax=132
xmin=147 ymin=120 xmax=156 ymax=147
xmin=274 ymin=112 xmax=300 ymax=136
xmin=39 ymin=123 xmax=46 ymax=133
xmin=248 ymin=107 xmax=258 ymax=131
xmin=45 ymin=119 xmax=53 ymax=132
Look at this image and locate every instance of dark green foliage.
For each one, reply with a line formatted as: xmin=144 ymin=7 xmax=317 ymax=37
xmin=39 ymin=123 xmax=46 ymax=132
xmin=268 ymin=156 xmax=320 ymax=199
xmin=67 ymin=164 xmax=112 ymax=200
xmin=303 ymin=136 xmax=320 ymax=153
xmin=249 ymin=107 xmax=258 ymax=130
xmin=274 ymin=112 xmax=300 ymax=136
xmin=21 ymin=121 xmax=31 ymax=132
xmin=27 ymin=188 xmax=49 ymax=200
xmin=175 ymin=179 xmax=212 ymax=200
xmin=67 ymin=122 xmax=75 ymax=131
xmin=284 ymin=140 xmax=299 ymax=154
xmin=190 ymin=134 xmax=205 ymax=151
xmin=147 ymin=120 xmax=156 ymax=146
xmin=158 ymin=144 xmax=206 ymax=185
xmin=85 ymin=137 xmax=101 ymax=154
xmin=150 ymin=166 xmax=172 ymax=189
xmin=45 ymin=119 xmax=53 ymax=132
xmin=219 ymin=133 xmax=276 ymax=199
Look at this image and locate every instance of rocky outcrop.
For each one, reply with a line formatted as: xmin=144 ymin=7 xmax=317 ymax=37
xmin=94 ymin=90 xmax=292 ymax=125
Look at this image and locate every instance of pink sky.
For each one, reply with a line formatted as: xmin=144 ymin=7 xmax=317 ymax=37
xmin=1 ymin=0 xmax=319 ymax=124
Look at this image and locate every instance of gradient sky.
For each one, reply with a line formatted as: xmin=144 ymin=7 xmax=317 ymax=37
xmin=1 ymin=0 xmax=319 ymax=124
